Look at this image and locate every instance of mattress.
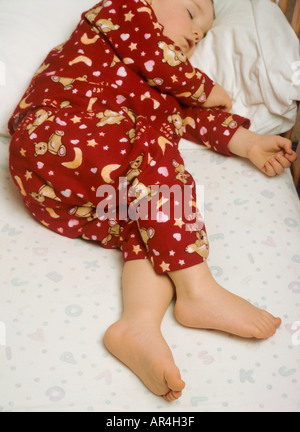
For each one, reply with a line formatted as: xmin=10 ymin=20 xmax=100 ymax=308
xmin=1 ymin=133 xmax=299 ymax=412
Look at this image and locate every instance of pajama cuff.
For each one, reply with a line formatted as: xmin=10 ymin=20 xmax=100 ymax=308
xmin=150 ymin=253 xmax=205 ymax=275
xmin=211 ymin=111 xmax=251 ymax=156
xmin=198 ymin=74 xmax=215 ymax=106
xmin=120 ymin=224 xmax=208 ymax=275
xmin=122 ymin=246 xmax=205 ymax=275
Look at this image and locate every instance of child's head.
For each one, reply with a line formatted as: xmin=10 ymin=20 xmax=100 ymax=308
xmin=148 ymin=0 xmax=214 ymax=58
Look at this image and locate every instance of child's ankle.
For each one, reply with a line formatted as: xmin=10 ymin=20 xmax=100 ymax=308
xmin=169 ymin=262 xmax=213 ymax=296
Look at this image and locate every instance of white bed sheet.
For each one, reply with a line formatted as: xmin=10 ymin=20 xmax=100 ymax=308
xmin=1 ymin=134 xmax=300 ymax=412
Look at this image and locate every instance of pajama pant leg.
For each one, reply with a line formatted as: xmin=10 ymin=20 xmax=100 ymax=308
xmin=9 ymin=109 xmax=208 ymax=275
xmin=113 ymin=122 xmax=209 ymax=274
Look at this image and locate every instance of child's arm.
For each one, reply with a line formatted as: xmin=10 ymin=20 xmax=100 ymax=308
xmin=183 ymin=107 xmax=297 ymax=176
xmin=84 ymin=0 xmax=216 ymax=107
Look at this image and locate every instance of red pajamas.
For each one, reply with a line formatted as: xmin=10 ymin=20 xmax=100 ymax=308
xmin=8 ymin=0 xmax=250 ymax=274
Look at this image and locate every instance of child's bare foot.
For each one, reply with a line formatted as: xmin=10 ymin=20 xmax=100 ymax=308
xmin=170 ymin=262 xmax=281 ymax=339
xmin=104 ymin=318 xmax=185 ymax=401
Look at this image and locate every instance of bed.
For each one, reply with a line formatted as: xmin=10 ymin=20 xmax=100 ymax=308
xmin=0 ymin=0 xmax=300 ymax=412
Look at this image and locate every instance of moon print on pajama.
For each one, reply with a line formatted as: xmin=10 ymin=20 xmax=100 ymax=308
xmin=8 ymin=0 xmax=250 ymax=274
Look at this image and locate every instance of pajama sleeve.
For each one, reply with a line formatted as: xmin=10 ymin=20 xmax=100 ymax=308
xmin=83 ymin=0 xmax=215 ymax=107
xmin=181 ymin=107 xmax=251 ymax=156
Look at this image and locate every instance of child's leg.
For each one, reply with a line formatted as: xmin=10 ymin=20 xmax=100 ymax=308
xmin=168 ymin=261 xmax=281 ymax=339
xmin=125 ymin=151 xmax=280 ymax=339
xmin=104 ymin=259 xmax=185 ymax=401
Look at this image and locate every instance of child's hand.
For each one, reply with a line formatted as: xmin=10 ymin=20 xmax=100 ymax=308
xmin=247 ymin=135 xmax=297 ymax=177
xmin=202 ymin=83 xmax=232 ymax=111
xmin=228 ymin=127 xmax=297 ymax=177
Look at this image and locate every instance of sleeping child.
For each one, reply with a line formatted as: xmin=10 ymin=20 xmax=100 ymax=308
xmin=8 ymin=0 xmax=297 ymax=402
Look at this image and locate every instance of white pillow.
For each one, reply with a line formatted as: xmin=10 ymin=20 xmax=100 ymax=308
xmin=0 ymin=0 xmax=299 ymax=137
xmin=0 ymin=0 xmax=95 ymax=136
xmin=191 ymin=0 xmax=300 ymax=135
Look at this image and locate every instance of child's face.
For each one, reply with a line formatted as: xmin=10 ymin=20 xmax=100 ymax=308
xmin=149 ymin=0 xmax=214 ymax=58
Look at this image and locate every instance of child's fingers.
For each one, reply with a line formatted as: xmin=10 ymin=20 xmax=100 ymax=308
xmin=264 ymin=157 xmax=286 ymax=176
xmin=262 ymin=136 xmax=296 ymax=176
xmin=222 ymin=105 xmax=231 ymax=113
xmin=285 ymin=150 xmax=297 ymax=163
xmin=264 ymin=161 xmax=276 ymax=177
xmin=223 ymin=98 xmax=232 ymax=112
xmin=268 ymin=157 xmax=284 ymax=175
xmin=275 ymin=152 xmax=292 ymax=169
xmin=280 ymin=137 xmax=293 ymax=154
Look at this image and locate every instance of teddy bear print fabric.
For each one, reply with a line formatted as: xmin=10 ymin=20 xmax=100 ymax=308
xmin=8 ymin=0 xmax=250 ymax=274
